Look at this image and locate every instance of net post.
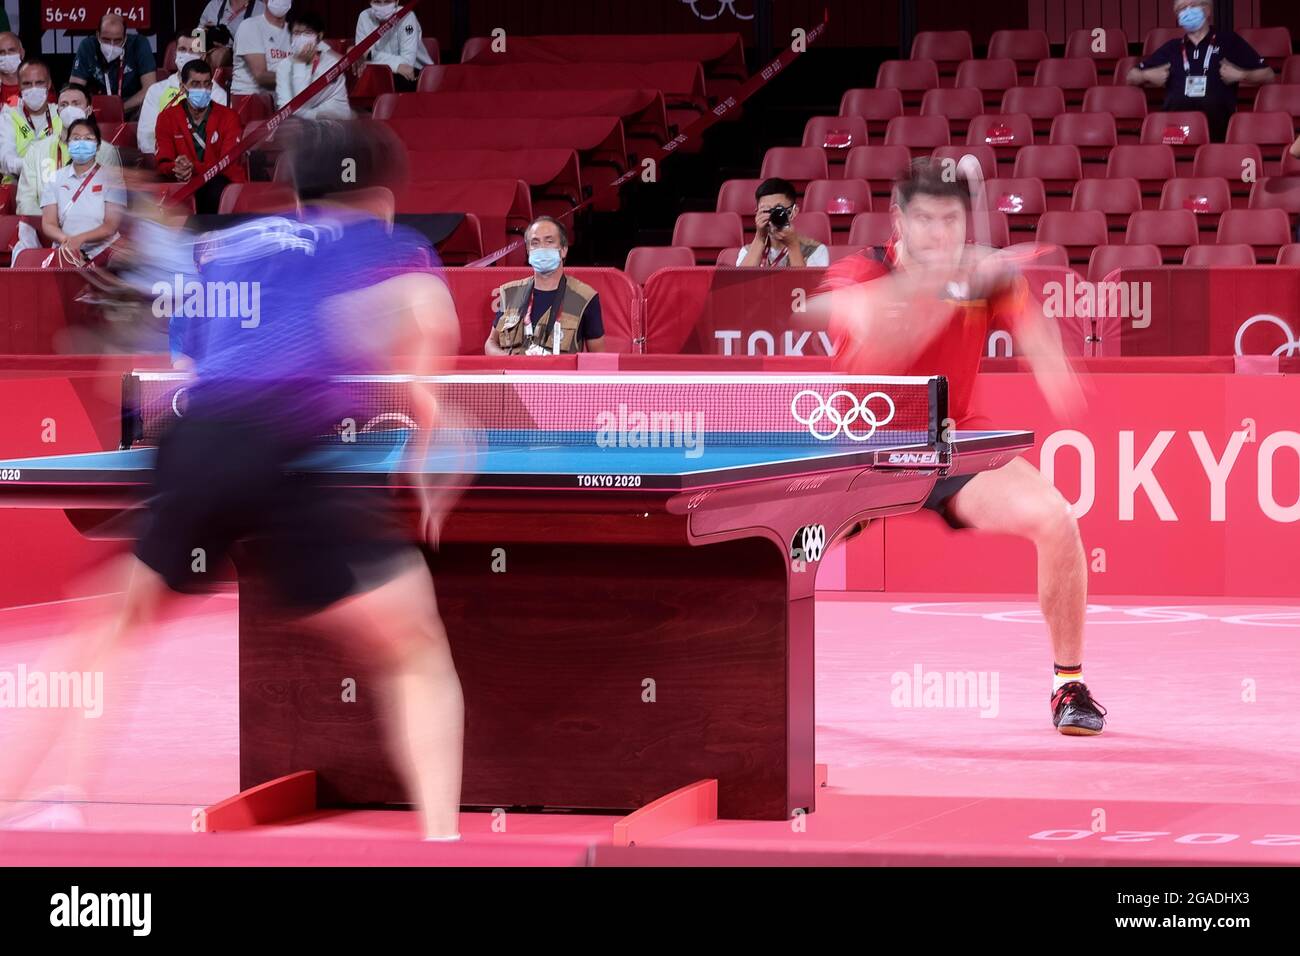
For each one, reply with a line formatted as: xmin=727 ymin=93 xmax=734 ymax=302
xmin=929 ymin=375 xmax=951 ymax=459
xmin=120 ymin=372 xmax=141 ymax=450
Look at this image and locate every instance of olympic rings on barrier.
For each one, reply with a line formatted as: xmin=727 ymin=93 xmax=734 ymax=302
xmin=790 ymin=389 xmax=896 ymax=442
xmin=1235 ymin=314 xmax=1300 ymax=358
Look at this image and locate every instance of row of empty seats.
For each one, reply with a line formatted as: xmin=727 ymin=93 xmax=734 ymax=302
xmin=623 ymin=240 xmax=1300 ymax=285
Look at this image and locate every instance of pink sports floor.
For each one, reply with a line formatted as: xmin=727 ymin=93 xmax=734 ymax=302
xmin=2 ymin=591 xmax=1297 ymax=866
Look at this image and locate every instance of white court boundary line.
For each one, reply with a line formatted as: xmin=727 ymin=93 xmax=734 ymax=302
xmin=892 ymin=602 xmax=1300 ymax=628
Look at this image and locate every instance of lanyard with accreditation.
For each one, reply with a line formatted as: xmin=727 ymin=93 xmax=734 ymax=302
xmin=1182 ymin=33 xmax=1217 ymax=98
xmin=67 ymin=163 xmax=102 ymax=207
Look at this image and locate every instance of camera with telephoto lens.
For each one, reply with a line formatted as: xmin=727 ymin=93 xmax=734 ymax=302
xmin=767 ymin=204 xmax=792 ymax=231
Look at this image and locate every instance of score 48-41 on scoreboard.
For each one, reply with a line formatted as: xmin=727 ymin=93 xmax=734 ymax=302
xmin=42 ymin=1 xmax=151 ymax=30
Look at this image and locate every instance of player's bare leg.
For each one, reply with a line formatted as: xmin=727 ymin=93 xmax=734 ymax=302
xmin=303 ymin=557 xmax=464 ymax=839
xmin=945 ymin=458 xmax=1105 ymax=734
xmin=0 ymin=556 xmax=174 ymax=825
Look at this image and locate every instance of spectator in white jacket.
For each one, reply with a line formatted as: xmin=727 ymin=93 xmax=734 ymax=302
xmin=355 ymin=0 xmax=432 ymax=89
xmin=276 ymin=11 xmax=351 ymax=120
xmin=137 ymin=30 xmax=230 ymax=154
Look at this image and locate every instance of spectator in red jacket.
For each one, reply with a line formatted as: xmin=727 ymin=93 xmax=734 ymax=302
xmin=155 ymin=58 xmax=246 ymax=213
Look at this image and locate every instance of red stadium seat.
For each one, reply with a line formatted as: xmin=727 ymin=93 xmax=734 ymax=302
xmin=802 ymin=116 xmax=871 ymax=164
xmin=1217 ymin=208 xmax=1292 ymax=263
xmin=1141 ymin=112 xmax=1211 ymax=168
xmin=983 ymin=176 xmax=1047 ymax=234
xmin=1227 ymin=111 xmax=1296 ymax=175
xmin=1014 ymin=144 xmax=1083 ymax=209
xmin=672 ymin=212 xmax=744 ymax=264
xmin=966 ymin=114 xmax=1034 ymax=168
xmin=844 ymin=145 xmax=912 ymax=202
xmin=965 ymin=210 xmax=1010 ymax=247
xmin=931 ymin=145 xmax=997 ymax=182
xmin=988 ymin=30 xmax=1051 ymax=80
xmin=1277 ymin=243 xmax=1300 ymax=265
xmin=1183 ymin=243 xmax=1256 ymax=267
xmin=232 ymin=92 xmax=273 ymax=122
xmin=1082 ymin=85 xmax=1148 ymax=141
xmin=759 ymin=147 xmax=830 ymax=192
xmin=1285 ymin=151 xmax=1300 ymax=176
xmin=423 ymin=37 xmax=440 ymax=65
xmin=1073 ymin=177 xmax=1143 ymax=232
xmin=0 ymin=214 xmax=19 ymax=267
xmin=921 ymin=87 xmax=985 ymax=138
xmin=1126 ymin=210 xmax=1199 ymax=262
xmin=827 ymin=245 xmax=869 ymax=263
xmin=1249 ymin=176 xmax=1300 ymax=216
xmin=1064 ymin=28 xmax=1130 ymax=82
xmin=876 ymin=60 xmax=939 ymax=110
xmin=848 ymin=212 xmax=895 ymax=247
xmin=1036 ymin=210 xmax=1108 ymax=265
xmin=1107 ymin=144 xmax=1177 ymax=207
xmin=1050 ymin=112 xmax=1118 ymax=173
xmin=716 ymin=178 xmax=764 ymax=215
xmin=1001 ymin=86 xmax=1066 ymax=137
xmin=955 ymin=59 xmax=1019 ymax=111
xmin=716 ymin=247 xmax=742 ymax=266
xmin=1284 ymin=56 xmax=1300 ymax=85
xmin=804 ymin=179 xmax=872 ymax=236
xmin=838 ymin=88 xmax=905 ymax=138
xmin=12 ymin=248 xmax=55 ymax=268
xmin=1142 ymin=28 xmax=1183 ymax=57
xmin=350 ymin=64 xmax=396 ymax=109
xmin=1113 ymin=56 xmax=1142 ymax=85
xmin=624 ymin=246 xmax=695 ymax=284
xmin=98 ymin=121 xmax=137 ymax=152
xmin=217 ymin=182 xmax=299 ymax=216
xmin=1089 ymin=243 xmax=1160 ymax=281
xmin=1239 ymin=27 xmax=1293 ymax=70
xmin=91 ymin=95 xmax=123 ymax=123
xmin=1253 ymin=85 xmax=1300 ymax=125
xmin=911 ymin=31 xmax=973 ymax=84
xmin=791 ymin=211 xmax=832 ymax=246
xmin=1160 ymin=177 xmax=1232 ymax=233
xmin=883 ymin=115 xmax=950 ymax=157
xmin=1006 ymin=240 xmax=1068 ymax=267
xmin=1033 ymin=59 xmax=1098 ymax=107
xmin=1193 ymin=144 xmax=1264 ymax=206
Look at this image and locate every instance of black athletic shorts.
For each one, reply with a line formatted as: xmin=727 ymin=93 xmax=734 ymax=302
xmin=922 ymin=473 xmax=977 ymax=529
xmin=134 ymin=413 xmax=420 ymax=612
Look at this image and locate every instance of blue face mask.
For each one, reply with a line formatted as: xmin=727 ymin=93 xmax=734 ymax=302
xmin=528 ymin=247 xmax=562 ymax=274
xmin=67 ymin=140 xmax=97 ymax=164
xmin=1178 ymin=7 xmax=1206 ymax=31
xmin=187 ymin=88 xmax=212 ymax=110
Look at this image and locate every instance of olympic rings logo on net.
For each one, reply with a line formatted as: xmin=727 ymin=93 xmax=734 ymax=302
xmin=1235 ymin=314 xmax=1300 ymax=358
xmin=791 ymin=389 xmax=896 ymax=442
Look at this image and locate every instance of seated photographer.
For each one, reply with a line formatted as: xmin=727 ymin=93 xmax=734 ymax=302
xmin=735 ymin=177 xmax=828 ymax=268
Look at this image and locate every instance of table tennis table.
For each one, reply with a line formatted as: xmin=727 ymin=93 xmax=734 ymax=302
xmin=0 ymin=372 xmax=1033 ymax=820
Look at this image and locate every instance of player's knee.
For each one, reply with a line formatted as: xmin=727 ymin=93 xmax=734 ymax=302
xmin=1029 ymin=486 xmax=1079 ymax=548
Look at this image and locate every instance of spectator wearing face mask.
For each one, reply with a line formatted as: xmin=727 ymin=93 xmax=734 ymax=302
xmin=155 ymin=59 xmax=247 ymax=214
xmin=40 ymin=117 xmax=127 ymax=266
xmin=11 ymin=86 xmax=122 ymax=253
xmin=485 ymin=216 xmax=605 ymax=355
xmin=275 ymin=11 xmax=351 ymax=119
xmin=1127 ymin=0 xmax=1273 ymax=142
xmin=138 ymin=30 xmax=231 ymax=155
xmin=0 ymin=32 xmax=24 ymax=106
xmin=355 ymin=0 xmax=433 ymax=90
xmin=69 ymin=13 xmax=157 ymax=118
xmin=200 ymin=0 xmax=266 ymax=31
xmin=232 ymin=0 xmax=294 ymax=96
xmin=0 ymin=59 xmax=57 ymax=184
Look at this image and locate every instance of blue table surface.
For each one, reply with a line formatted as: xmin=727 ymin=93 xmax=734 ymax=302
xmin=0 ymin=431 xmax=1015 ymax=478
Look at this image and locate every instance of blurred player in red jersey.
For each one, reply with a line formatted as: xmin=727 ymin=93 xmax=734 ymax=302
xmin=809 ymin=158 xmax=1105 ymax=735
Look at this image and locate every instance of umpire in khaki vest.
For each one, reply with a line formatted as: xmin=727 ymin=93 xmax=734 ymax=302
xmin=486 ymin=217 xmax=606 ymax=355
